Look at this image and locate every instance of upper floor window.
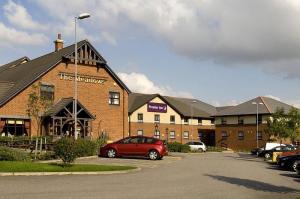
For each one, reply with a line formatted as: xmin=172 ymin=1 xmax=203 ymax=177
xmin=238 ymin=117 xmax=244 ymax=125
xmin=137 ymin=113 xmax=143 ymax=123
xmin=170 ymin=115 xmax=175 ymax=124
xmin=154 ymin=114 xmax=160 ymax=123
xmin=109 ymin=92 xmax=120 ymax=105
xmin=258 ymin=115 xmax=262 ymax=124
xmin=198 ymin=119 xmax=202 ymax=125
xmin=40 ymin=84 xmax=54 ymax=101
xmin=221 ymin=117 xmax=227 ymax=125
xmin=184 ymin=118 xmax=189 ymax=125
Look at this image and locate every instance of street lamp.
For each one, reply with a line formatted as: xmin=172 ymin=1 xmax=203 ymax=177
xmin=74 ymin=13 xmax=90 ymax=140
xmin=190 ymin=100 xmax=197 ymax=141
xmin=252 ymin=101 xmax=263 ymax=148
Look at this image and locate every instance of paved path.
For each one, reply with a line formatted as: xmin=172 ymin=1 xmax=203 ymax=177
xmin=0 ymin=153 xmax=299 ymax=199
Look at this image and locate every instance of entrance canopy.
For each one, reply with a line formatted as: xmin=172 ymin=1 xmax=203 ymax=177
xmin=43 ymin=97 xmax=94 ymax=137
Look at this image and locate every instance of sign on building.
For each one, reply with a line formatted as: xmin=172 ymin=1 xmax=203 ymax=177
xmin=147 ymin=102 xmax=167 ymax=113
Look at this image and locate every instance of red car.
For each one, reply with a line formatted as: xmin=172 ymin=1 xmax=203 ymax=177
xmin=99 ymin=136 xmax=168 ymax=160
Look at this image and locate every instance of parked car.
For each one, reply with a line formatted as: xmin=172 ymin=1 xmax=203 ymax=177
xmin=279 ymin=148 xmax=300 ymax=158
xmin=295 ymin=160 xmax=300 ymax=175
xmin=251 ymin=147 xmax=264 ymax=155
xmin=277 ymin=154 xmax=300 ymax=171
xmin=258 ymin=145 xmax=294 ymax=159
xmin=186 ymin=141 xmax=207 ymax=152
xmin=99 ymin=136 xmax=168 ymax=160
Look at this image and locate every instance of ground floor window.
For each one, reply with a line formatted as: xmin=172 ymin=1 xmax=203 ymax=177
xmin=257 ymin=131 xmax=263 ymax=140
xmin=137 ymin=129 xmax=143 ymax=136
xmin=154 ymin=130 xmax=160 ymax=139
xmin=238 ymin=131 xmax=244 ymax=140
xmin=0 ymin=118 xmax=30 ymax=137
xmin=169 ymin=131 xmax=175 ymax=139
xmin=221 ymin=131 xmax=228 ymax=140
xmin=183 ymin=131 xmax=189 ymax=139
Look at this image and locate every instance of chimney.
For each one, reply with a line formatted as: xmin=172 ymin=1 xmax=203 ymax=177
xmin=54 ymin=33 xmax=64 ymax=52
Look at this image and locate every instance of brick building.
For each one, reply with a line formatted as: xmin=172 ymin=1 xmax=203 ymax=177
xmin=0 ymin=35 xmax=130 ymax=140
xmin=214 ymin=96 xmax=295 ymax=150
xmin=128 ymin=93 xmax=216 ymax=145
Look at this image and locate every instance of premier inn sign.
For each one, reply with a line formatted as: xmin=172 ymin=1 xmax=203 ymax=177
xmin=147 ymin=102 xmax=167 ymax=113
xmin=59 ymin=72 xmax=107 ymax=84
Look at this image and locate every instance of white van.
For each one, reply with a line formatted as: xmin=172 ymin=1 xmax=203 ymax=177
xmin=264 ymin=142 xmax=285 ymax=150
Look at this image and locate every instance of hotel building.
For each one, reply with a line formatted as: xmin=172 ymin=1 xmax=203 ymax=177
xmin=0 ymin=35 xmax=130 ymax=140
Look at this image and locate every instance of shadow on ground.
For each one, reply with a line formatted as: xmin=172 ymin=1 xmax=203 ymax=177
xmin=224 ymin=153 xmax=264 ymax=163
xmin=205 ymin=174 xmax=300 ymax=193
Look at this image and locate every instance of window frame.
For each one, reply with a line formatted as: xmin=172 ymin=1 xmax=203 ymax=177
xmin=108 ymin=91 xmax=120 ymax=105
xmin=169 ymin=131 xmax=175 ymax=139
xmin=183 ymin=131 xmax=189 ymax=139
xmin=40 ymin=84 xmax=54 ymax=102
xmin=257 ymin=131 xmax=263 ymax=140
xmin=154 ymin=130 xmax=160 ymax=139
xmin=238 ymin=131 xmax=244 ymax=140
xmin=154 ymin=114 xmax=160 ymax=123
xmin=170 ymin=115 xmax=175 ymax=124
xmin=137 ymin=129 xmax=143 ymax=136
xmin=221 ymin=131 xmax=228 ymax=140
xmin=221 ymin=117 xmax=227 ymax=125
xmin=137 ymin=113 xmax=143 ymax=123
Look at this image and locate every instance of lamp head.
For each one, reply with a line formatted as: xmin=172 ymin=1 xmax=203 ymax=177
xmin=78 ymin=13 xmax=91 ymax=20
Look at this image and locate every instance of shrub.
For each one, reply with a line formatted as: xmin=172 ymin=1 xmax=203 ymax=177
xmin=54 ymin=138 xmax=77 ymax=165
xmin=0 ymin=146 xmax=30 ymax=161
xmin=35 ymin=151 xmax=57 ymax=160
xmin=206 ymin=146 xmax=224 ymax=152
xmin=167 ymin=142 xmax=190 ymax=153
xmin=74 ymin=138 xmax=97 ymax=157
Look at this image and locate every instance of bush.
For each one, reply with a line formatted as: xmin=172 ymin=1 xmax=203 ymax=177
xmin=35 ymin=151 xmax=57 ymax=161
xmin=74 ymin=138 xmax=97 ymax=157
xmin=206 ymin=146 xmax=225 ymax=152
xmin=54 ymin=138 xmax=77 ymax=165
xmin=0 ymin=146 xmax=30 ymax=161
xmin=167 ymin=142 xmax=190 ymax=153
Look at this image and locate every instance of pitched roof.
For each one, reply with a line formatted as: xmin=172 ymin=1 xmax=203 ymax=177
xmin=0 ymin=56 xmax=30 ymax=74
xmin=0 ymin=40 xmax=130 ymax=107
xmin=215 ymin=96 xmax=295 ymax=116
xmin=128 ymin=93 xmax=217 ymax=118
xmin=43 ymin=97 xmax=95 ymax=119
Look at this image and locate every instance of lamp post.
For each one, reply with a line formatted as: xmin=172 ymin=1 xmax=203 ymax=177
xmin=190 ymin=100 xmax=197 ymax=141
xmin=74 ymin=13 xmax=90 ymax=140
xmin=252 ymin=101 xmax=263 ymax=148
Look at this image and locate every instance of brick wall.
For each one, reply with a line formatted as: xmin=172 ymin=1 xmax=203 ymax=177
xmin=0 ymin=61 xmax=129 ymax=141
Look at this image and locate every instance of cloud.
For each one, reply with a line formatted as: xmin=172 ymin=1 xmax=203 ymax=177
xmin=117 ymin=72 xmax=193 ymax=98
xmin=0 ymin=22 xmax=48 ymax=46
xmin=4 ymin=0 xmax=47 ymax=30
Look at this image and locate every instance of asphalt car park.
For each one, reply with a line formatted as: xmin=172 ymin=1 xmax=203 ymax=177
xmin=0 ymin=152 xmax=299 ymax=199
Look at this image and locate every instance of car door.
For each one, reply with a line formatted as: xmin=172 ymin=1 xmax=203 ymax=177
xmin=127 ymin=137 xmax=144 ymax=156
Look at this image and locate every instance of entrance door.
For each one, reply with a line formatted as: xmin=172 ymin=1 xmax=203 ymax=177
xmin=198 ymin=130 xmax=215 ymax=146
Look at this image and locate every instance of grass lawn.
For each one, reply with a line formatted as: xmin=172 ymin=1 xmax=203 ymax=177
xmin=0 ymin=161 xmax=136 ymax=172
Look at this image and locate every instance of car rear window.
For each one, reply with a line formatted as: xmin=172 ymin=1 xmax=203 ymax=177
xmin=146 ymin=137 xmax=158 ymax=144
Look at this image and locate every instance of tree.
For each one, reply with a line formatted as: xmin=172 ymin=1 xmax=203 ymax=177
xmin=26 ymin=83 xmax=53 ymax=136
xmin=286 ymin=107 xmax=300 ymax=143
xmin=266 ymin=107 xmax=289 ymax=144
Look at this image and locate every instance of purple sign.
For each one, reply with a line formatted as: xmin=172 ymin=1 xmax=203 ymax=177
xmin=147 ymin=102 xmax=167 ymax=113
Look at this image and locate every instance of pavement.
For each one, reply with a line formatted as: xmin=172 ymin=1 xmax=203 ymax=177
xmin=0 ymin=152 xmax=299 ymax=199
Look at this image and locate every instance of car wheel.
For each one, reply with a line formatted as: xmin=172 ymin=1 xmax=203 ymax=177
xmin=149 ymin=150 xmax=159 ymax=160
xmin=198 ymin=148 xmax=204 ymax=153
xmin=107 ymin=148 xmax=116 ymax=158
xmin=265 ymin=153 xmax=271 ymax=159
xmin=292 ymin=161 xmax=298 ymax=172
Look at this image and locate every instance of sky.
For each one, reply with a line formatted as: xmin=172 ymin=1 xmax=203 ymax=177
xmin=0 ymin=0 xmax=300 ymax=107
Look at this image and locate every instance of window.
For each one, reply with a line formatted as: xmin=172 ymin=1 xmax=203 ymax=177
xmin=154 ymin=130 xmax=160 ymax=139
xmin=221 ymin=118 xmax=227 ymax=125
xmin=238 ymin=117 xmax=244 ymax=125
xmin=169 ymin=131 xmax=175 ymax=139
xmin=258 ymin=115 xmax=262 ymax=124
xmin=257 ymin=131 xmax=263 ymax=140
xmin=183 ymin=131 xmax=189 ymax=139
xmin=221 ymin=131 xmax=228 ymax=140
xmin=198 ymin=119 xmax=202 ymax=125
xmin=108 ymin=92 xmax=120 ymax=105
xmin=137 ymin=130 xmax=143 ymax=136
xmin=154 ymin=114 xmax=160 ymax=123
xmin=40 ymin=84 xmax=54 ymax=101
xmin=170 ymin=115 xmax=175 ymax=124
xmin=184 ymin=118 xmax=189 ymax=125
xmin=137 ymin=113 xmax=143 ymax=123
xmin=238 ymin=131 xmax=244 ymax=140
